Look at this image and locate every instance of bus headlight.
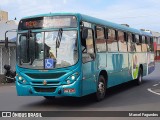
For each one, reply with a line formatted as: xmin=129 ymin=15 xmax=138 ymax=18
xmin=71 ymin=75 xmax=76 ymax=80
xmin=18 ymin=76 xmax=23 ymax=81
xmin=64 ymin=72 xmax=79 ymax=85
xmin=17 ymin=75 xmax=29 ymax=85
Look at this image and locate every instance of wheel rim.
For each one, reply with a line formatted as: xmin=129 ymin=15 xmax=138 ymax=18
xmin=98 ymin=81 xmax=105 ymax=97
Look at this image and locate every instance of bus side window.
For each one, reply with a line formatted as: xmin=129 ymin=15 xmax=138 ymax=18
xmin=128 ymin=33 xmax=134 ymax=52
xmin=118 ymin=31 xmax=127 ymax=52
xmin=135 ymin=35 xmax=141 ymax=52
xmin=150 ymin=37 xmax=154 ymax=52
xmin=95 ymin=26 xmax=106 ymax=52
xmin=127 ymin=33 xmax=135 ymax=52
xmin=82 ymin=29 xmax=95 ymax=63
xmin=142 ymin=36 xmax=148 ymax=52
xmin=147 ymin=37 xmax=151 ymax=52
xmin=107 ymin=29 xmax=118 ymax=52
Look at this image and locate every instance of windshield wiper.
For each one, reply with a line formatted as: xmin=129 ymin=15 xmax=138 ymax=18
xmin=55 ymin=28 xmax=63 ymax=57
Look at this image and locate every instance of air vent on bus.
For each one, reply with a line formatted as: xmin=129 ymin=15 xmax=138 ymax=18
xmin=34 ymin=87 xmax=56 ymax=92
xmin=25 ymin=72 xmax=66 ymax=79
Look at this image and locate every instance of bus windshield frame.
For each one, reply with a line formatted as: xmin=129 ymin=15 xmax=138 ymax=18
xmin=17 ymin=29 xmax=78 ymax=69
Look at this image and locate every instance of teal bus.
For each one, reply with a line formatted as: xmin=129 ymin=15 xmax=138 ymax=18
xmin=12 ymin=13 xmax=155 ymax=101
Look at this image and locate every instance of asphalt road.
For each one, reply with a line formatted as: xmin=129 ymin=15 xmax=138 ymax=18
xmin=0 ymin=63 xmax=160 ymax=120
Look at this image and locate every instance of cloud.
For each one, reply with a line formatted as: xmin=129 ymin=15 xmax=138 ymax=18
xmin=0 ymin=0 xmax=11 ymax=6
xmin=63 ymin=0 xmax=67 ymax=4
xmin=77 ymin=0 xmax=160 ymax=31
xmin=0 ymin=0 xmax=159 ymax=31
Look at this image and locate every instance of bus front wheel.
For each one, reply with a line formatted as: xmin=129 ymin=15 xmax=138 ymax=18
xmin=95 ymin=75 xmax=106 ymax=101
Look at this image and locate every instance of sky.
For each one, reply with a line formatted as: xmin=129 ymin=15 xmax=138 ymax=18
xmin=0 ymin=0 xmax=160 ymax=32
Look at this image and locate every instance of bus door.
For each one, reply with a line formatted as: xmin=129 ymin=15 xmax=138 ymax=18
xmin=81 ymin=28 xmax=97 ymax=96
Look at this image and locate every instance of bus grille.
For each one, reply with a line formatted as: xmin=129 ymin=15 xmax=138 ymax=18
xmin=26 ymin=72 xmax=66 ymax=79
xmin=31 ymin=81 xmax=60 ymax=85
xmin=34 ymin=87 xmax=56 ymax=92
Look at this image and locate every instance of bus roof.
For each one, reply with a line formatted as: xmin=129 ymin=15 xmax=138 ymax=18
xmin=21 ymin=13 xmax=152 ymax=37
xmin=80 ymin=14 xmax=152 ymax=37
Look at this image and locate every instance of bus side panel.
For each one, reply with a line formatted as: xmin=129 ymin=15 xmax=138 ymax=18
xmin=119 ymin=53 xmax=130 ymax=83
xmin=128 ymin=52 xmax=143 ymax=80
xmin=82 ymin=61 xmax=97 ymax=96
xmin=132 ymin=53 xmax=142 ymax=80
xmin=143 ymin=53 xmax=148 ymax=76
xmin=107 ymin=53 xmax=122 ymax=87
xmin=96 ymin=53 xmax=108 ymax=85
xmin=138 ymin=53 xmax=148 ymax=76
xmin=96 ymin=53 xmax=107 ymax=71
xmin=130 ymin=52 xmax=148 ymax=79
xmin=82 ymin=52 xmax=108 ymax=96
xmin=147 ymin=52 xmax=155 ymax=74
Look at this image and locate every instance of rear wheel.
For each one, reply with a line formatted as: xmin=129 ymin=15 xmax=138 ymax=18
xmin=95 ymin=75 xmax=106 ymax=101
xmin=44 ymin=96 xmax=55 ymax=100
xmin=136 ymin=68 xmax=143 ymax=85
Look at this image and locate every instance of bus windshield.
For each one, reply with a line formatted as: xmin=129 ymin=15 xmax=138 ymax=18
xmin=17 ymin=30 xmax=78 ymax=69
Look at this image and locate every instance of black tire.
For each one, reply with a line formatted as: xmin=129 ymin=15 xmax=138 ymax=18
xmin=136 ymin=68 xmax=143 ymax=85
xmin=95 ymin=75 xmax=106 ymax=101
xmin=44 ymin=96 xmax=55 ymax=100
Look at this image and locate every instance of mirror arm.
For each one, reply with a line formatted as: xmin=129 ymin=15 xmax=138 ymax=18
xmin=5 ymin=29 xmax=17 ymax=48
xmin=5 ymin=31 xmax=9 ymax=48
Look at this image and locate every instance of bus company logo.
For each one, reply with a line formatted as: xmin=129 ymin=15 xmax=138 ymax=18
xmin=43 ymin=80 xmax=47 ymax=85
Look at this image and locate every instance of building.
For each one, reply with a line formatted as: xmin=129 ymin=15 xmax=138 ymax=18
xmin=152 ymin=31 xmax=160 ymax=61
xmin=142 ymin=30 xmax=160 ymax=61
xmin=0 ymin=11 xmax=18 ymax=75
xmin=153 ymin=32 xmax=160 ymax=61
xmin=0 ymin=10 xmax=8 ymax=21
xmin=149 ymin=31 xmax=160 ymax=61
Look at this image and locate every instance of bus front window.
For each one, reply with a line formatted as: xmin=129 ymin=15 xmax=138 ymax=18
xmin=17 ymin=30 xmax=78 ymax=69
xmin=17 ymin=32 xmax=44 ymax=69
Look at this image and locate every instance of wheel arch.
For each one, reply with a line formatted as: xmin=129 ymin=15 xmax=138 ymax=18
xmin=98 ymin=70 xmax=108 ymax=87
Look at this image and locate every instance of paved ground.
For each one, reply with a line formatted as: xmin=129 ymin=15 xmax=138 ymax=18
xmin=0 ymin=63 xmax=160 ymax=120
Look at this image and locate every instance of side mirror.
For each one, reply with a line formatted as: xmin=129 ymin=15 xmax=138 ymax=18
xmin=81 ymin=28 xmax=88 ymax=47
xmin=4 ymin=29 xmax=17 ymax=48
xmin=5 ymin=37 xmax=8 ymax=48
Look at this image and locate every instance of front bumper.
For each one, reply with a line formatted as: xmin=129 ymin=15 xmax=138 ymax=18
xmin=16 ymin=79 xmax=81 ymax=97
